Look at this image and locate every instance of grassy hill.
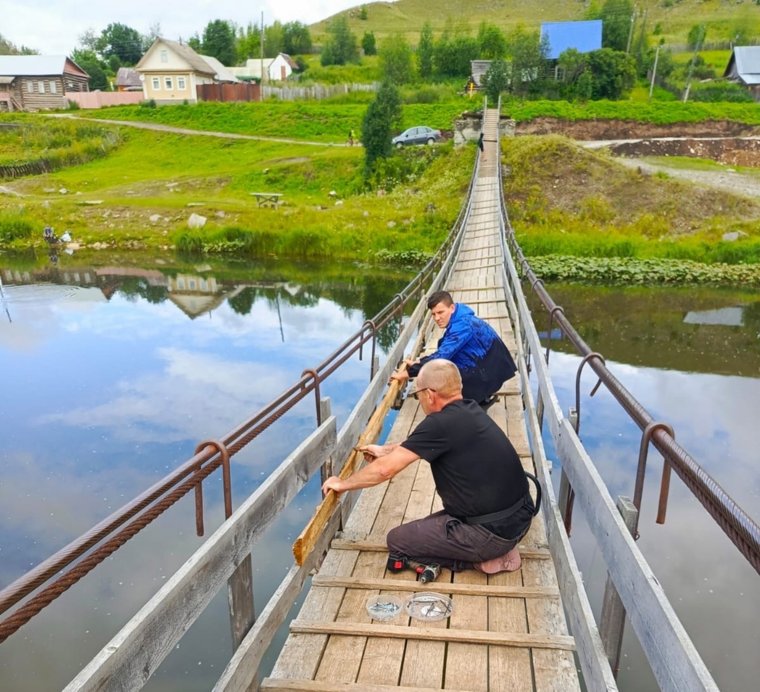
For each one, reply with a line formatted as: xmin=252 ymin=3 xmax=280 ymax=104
xmin=311 ymin=0 xmax=760 ymax=51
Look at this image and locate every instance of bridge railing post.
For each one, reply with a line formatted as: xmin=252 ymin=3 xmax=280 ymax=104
xmin=599 ymin=496 xmax=639 ymax=677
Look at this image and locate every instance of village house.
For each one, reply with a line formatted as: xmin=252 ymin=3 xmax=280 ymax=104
xmin=114 ymin=67 xmax=142 ymax=92
xmin=0 ymin=55 xmax=89 ymax=112
xmin=723 ymin=46 xmax=760 ymax=101
xmin=229 ymin=53 xmax=297 ymax=82
xmin=135 ymin=38 xmax=238 ymax=104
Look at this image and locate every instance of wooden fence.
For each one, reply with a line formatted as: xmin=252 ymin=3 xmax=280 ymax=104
xmin=262 ymin=83 xmax=377 ymax=101
xmin=197 ymin=82 xmax=261 ymax=103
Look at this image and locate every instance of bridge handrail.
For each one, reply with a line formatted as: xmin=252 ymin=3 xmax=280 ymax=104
xmin=497 ymin=186 xmax=760 ymax=574
xmin=494 ymin=119 xmax=748 ymax=689
xmin=60 ymin=139 xmax=483 ymax=690
xmin=0 ymin=144 xmax=480 ymax=642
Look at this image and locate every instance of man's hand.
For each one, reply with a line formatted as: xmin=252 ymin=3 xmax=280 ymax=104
xmin=390 ymin=369 xmax=410 ymax=384
xmin=322 ymin=476 xmax=344 ymax=495
xmin=356 ymin=444 xmax=382 ymax=461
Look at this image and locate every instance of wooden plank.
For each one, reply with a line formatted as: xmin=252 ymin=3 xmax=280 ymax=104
xmin=215 ymin=510 xmax=343 ymax=692
xmin=64 ymin=419 xmax=338 ymax=692
xmin=329 ymin=539 xmax=552 ymax=561
xmin=445 ymin=568 xmax=489 ymax=690
xmin=293 ymin=372 xmax=408 ymax=566
xmin=312 ymin=576 xmax=559 ymax=599
xmin=261 ymin=680 xmax=473 ymax=692
xmin=269 ymin=544 xmax=360 ymax=681
xmin=289 ymin=621 xmax=575 ymax=651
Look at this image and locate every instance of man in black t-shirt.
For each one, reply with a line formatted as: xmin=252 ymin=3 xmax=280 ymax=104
xmin=322 ymin=359 xmax=535 ymax=574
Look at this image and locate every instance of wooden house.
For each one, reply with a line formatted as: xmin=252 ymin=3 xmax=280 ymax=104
xmin=115 ymin=67 xmax=142 ymax=92
xmin=0 ymin=55 xmax=89 ymax=112
xmin=229 ymin=53 xmax=297 ymax=82
xmin=135 ymin=38 xmax=238 ymax=104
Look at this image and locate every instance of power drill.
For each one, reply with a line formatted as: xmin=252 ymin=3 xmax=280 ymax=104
xmin=386 ymin=556 xmax=441 ymax=583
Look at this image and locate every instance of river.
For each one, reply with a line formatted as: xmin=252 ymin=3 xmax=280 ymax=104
xmin=0 ymin=257 xmax=758 ymax=691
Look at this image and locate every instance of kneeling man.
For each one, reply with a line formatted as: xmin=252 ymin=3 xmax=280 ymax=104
xmin=322 ymin=359 xmax=536 ymax=574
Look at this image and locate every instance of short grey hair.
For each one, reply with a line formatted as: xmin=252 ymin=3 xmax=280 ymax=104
xmin=417 ymin=359 xmax=462 ymax=397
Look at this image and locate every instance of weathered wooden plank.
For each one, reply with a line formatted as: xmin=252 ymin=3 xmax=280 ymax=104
xmin=289 ymin=621 xmax=575 ymax=650
xmin=329 ymin=539 xmax=552 ymax=561
xmin=312 ymin=576 xmax=559 ymax=599
xmin=64 ymin=419 xmax=338 ymax=692
xmin=261 ymin=680 xmax=473 ymax=692
xmin=445 ymin=568 xmax=489 ymax=690
xmin=215 ymin=510 xmax=343 ymax=692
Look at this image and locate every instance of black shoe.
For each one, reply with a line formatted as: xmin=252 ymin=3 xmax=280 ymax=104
xmin=479 ymin=395 xmax=498 ymax=409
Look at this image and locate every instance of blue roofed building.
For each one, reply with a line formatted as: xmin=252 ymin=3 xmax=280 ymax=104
xmin=540 ymin=20 xmax=603 ymax=60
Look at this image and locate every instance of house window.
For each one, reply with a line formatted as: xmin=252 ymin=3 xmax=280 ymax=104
xmin=26 ymin=81 xmax=33 ymax=92
xmin=177 ymin=76 xmax=186 ymax=90
xmin=160 ymin=49 xmax=168 ymax=63
xmin=49 ymin=80 xmax=57 ymax=94
xmin=164 ymin=77 xmax=173 ymax=90
xmin=152 ymin=77 xmax=160 ymax=90
xmin=38 ymin=81 xmax=45 ymax=93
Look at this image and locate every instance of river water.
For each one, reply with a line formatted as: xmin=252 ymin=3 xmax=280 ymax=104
xmin=0 ymin=258 xmax=758 ymax=691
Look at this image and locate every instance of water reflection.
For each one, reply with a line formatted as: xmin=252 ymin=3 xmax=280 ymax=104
xmin=528 ymin=283 xmax=760 ymax=692
xmin=0 ymin=257 xmax=412 ymax=692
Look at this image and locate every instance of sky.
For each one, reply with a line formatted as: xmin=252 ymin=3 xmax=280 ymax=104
xmin=2 ymin=0 xmax=362 ymax=56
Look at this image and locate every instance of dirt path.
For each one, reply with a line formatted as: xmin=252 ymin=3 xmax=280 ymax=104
xmin=611 ymin=156 xmax=760 ymax=200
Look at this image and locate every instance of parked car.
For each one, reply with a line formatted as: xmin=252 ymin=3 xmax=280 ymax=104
xmin=392 ymin=126 xmax=442 ymax=147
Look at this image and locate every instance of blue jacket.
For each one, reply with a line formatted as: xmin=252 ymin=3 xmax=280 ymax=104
xmin=409 ymin=304 xmax=517 ymax=402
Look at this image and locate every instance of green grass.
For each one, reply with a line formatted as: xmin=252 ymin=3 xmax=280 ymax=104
xmin=503 ymin=135 xmax=760 ymax=266
xmin=80 ymin=99 xmax=476 ymax=141
xmin=0 ymin=119 xmax=474 ymax=261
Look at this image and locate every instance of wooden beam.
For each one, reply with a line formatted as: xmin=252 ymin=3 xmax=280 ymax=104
xmin=329 ymin=538 xmax=552 ymax=561
xmin=292 ymin=371 xmax=406 ymax=566
xmin=289 ymin=621 xmax=576 ymax=651
xmin=261 ymin=679 xmax=474 ymax=692
xmin=312 ymin=575 xmax=559 ymax=599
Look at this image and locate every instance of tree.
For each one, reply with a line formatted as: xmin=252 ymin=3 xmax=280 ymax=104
xmin=320 ymin=16 xmax=359 ymax=66
xmin=265 ymin=21 xmax=284 ymax=57
xmin=477 ymin=22 xmax=507 ymax=59
xmin=71 ymin=48 xmax=109 ymax=90
xmin=0 ymin=33 xmax=37 ymax=55
xmin=236 ymin=24 xmax=261 ymax=61
xmin=282 ymin=22 xmax=312 ymax=55
xmin=417 ymin=22 xmax=434 ymax=79
xmin=687 ymin=24 xmax=707 ymax=51
xmin=598 ymin=0 xmax=634 ymax=52
xmin=481 ymin=59 xmax=510 ymax=102
xmin=202 ymin=19 xmax=236 ymax=66
xmin=379 ymin=34 xmax=414 ymax=84
xmin=362 ymin=31 xmax=377 ymax=56
xmin=362 ymin=81 xmax=402 ymax=175
xmin=434 ymin=26 xmax=479 ymax=78
xmin=507 ymin=28 xmax=549 ymax=97
xmin=187 ymin=34 xmax=202 ymax=53
xmin=95 ymin=23 xmax=143 ymax=65
xmin=587 ymin=48 xmax=636 ymax=99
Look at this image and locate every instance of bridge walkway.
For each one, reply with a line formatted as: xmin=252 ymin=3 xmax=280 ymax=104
xmin=262 ymin=109 xmax=581 ymax=691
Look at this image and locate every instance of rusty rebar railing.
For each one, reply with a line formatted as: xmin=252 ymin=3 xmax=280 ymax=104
xmin=0 ymin=152 xmax=478 ymax=643
xmin=499 ymin=196 xmax=760 ymax=575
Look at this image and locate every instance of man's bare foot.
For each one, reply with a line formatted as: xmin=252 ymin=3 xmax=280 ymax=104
xmin=475 ymin=546 xmax=521 ymax=574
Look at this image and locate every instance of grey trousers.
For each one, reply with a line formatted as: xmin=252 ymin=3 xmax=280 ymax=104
xmin=386 ymin=509 xmax=529 ymax=572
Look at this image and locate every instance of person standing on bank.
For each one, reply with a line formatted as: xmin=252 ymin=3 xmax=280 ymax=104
xmin=391 ymin=290 xmax=517 ymax=407
xmin=322 ymin=360 xmax=537 ymax=574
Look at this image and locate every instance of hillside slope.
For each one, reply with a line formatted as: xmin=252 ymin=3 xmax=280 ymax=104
xmin=312 ymin=0 xmax=759 ymax=49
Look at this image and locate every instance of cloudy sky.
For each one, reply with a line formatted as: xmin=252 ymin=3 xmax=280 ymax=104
xmin=3 ymin=0 xmax=362 ymax=55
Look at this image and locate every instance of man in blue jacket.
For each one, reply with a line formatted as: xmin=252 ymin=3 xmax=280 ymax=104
xmin=392 ymin=290 xmax=517 ymax=406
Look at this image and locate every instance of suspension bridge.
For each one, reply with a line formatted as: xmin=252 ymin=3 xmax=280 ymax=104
xmin=2 ymin=104 xmax=758 ymax=692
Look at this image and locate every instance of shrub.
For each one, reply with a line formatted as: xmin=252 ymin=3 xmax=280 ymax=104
xmin=0 ymin=212 xmax=34 ymax=242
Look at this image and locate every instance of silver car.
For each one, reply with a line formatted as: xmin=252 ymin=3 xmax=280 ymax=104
xmin=392 ymin=126 xmax=442 ymax=147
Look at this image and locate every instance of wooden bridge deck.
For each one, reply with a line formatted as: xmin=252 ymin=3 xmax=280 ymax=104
xmin=262 ymin=110 xmax=580 ymax=691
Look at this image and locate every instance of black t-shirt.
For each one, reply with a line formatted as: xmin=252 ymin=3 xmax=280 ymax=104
xmin=401 ymin=399 xmax=530 ymax=537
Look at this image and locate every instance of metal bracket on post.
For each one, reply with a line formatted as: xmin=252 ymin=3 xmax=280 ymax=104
xmin=192 ymin=439 xmax=234 ymax=537
xmin=545 ymin=305 xmax=564 ymax=363
xmin=573 ymin=352 xmax=605 ymax=436
xmin=600 ymin=496 xmax=639 ymax=677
